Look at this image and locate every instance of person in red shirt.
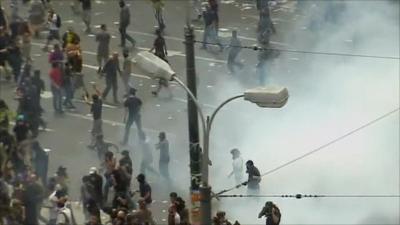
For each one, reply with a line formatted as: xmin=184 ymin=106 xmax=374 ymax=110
xmin=49 ymin=62 xmax=63 ymax=113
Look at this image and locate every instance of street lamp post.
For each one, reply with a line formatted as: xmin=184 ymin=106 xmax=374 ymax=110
xmin=135 ymin=48 xmax=289 ymax=225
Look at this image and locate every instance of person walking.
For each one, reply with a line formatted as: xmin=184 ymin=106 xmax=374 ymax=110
xmin=95 ymin=24 xmax=110 ymax=74
xmin=227 ymin=148 xmax=244 ymax=185
xmin=201 ymin=5 xmax=223 ymax=51
xmin=118 ymin=1 xmax=135 ymax=48
xmin=28 ymin=0 xmax=45 ymax=38
xmin=121 ymin=87 xmax=142 ymax=145
xmin=62 ymin=62 xmax=75 ymax=109
xmin=80 ymin=0 xmax=92 ymax=33
xmin=227 ymin=30 xmax=244 ymax=74
xmin=121 ymin=49 xmax=132 ymax=93
xmin=19 ymin=20 xmax=32 ymax=62
xmin=101 ymin=52 xmax=121 ymax=103
xmin=155 ymin=131 xmax=169 ymax=179
xmin=49 ymin=62 xmax=63 ymax=113
xmin=245 ymin=160 xmax=261 ymax=194
xmin=43 ymin=8 xmax=61 ymax=51
xmin=139 ymin=131 xmax=158 ymax=176
xmin=84 ymin=84 xmax=103 ymax=149
xmin=151 ymin=0 xmax=165 ymax=32
xmin=87 ymin=167 xmax=103 ymax=210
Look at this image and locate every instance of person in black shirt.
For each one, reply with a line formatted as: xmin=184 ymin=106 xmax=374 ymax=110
xmin=149 ymin=29 xmax=172 ymax=97
xmin=0 ymin=26 xmax=10 ymax=67
xmin=88 ymin=167 xmax=103 ymax=209
xmin=136 ymin=173 xmax=152 ymax=205
xmin=13 ymin=115 xmax=30 ymax=143
xmin=201 ymin=5 xmax=223 ymax=51
xmin=245 ymin=160 xmax=261 ymax=194
xmin=84 ymin=83 xmax=103 ymax=148
xmin=121 ymin=88 xmax=142 ymax=145
xmin=80 ymin=0 xmax=92 ymax=33
xmin=101 ymin=52 xmax=121 ymax=104
xmin=119 ymin=150 xmax=133 ymax=176
xmin=149 ymin=29 xmax=168 ymax=62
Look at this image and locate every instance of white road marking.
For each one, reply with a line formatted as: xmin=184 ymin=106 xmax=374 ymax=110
xmin=65 ymin=112 xmax=176 ymax=138
xmin=74 ymin=99 xmax=117 ymax=109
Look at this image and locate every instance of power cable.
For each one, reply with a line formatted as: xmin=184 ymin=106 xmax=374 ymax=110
xmin=214 ymin=108 xmax=400 ymax=197
xmin=218 ymin=194 xmax=400 ymax=199
xmin=194 ymin=40 xmax=400 ymax=60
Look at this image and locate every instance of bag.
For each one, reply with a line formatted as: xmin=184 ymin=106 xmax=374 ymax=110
xmin=56 ymin=15 xmax=62 ymax=28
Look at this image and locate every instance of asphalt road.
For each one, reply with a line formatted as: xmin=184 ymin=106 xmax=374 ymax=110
xmin=1 ymin=0 xmax=399 ymax=224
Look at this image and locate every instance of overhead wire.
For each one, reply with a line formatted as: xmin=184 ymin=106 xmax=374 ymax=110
xmin=218 ymin=194 xmax=400 ymax=199
xmin=193 ymin=40 xmax=400 ymax=60
xmin=214 ymin=108 xmax=400 ymax=198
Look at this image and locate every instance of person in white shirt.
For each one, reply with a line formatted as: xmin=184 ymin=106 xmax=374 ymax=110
xmin=48 ymin=184 xmax=64 ymax=225
xmin=43 ymin=9 xmax=60 ymax=50
xmin=55 ymin=197 xmax=73 ymax=225
xmin=228 ymin=148 xmax=244 ymax=185
xmin=168 ymin=204 xmax=181 ymax=225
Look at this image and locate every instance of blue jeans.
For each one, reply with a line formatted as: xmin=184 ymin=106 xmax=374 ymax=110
xmin=203 ymin=25 xmax=223 ymax=49
xmin=63 ymin=83 xmax=74 ymax=107
xmin=51 ymin=85 xmax=63 ymax=112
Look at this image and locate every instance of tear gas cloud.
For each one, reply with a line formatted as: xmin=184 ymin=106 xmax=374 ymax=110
xmin=195 ymin=0 xmax=399 ymax=224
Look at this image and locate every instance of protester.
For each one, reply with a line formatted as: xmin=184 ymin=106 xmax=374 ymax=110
xmin=62 ymin=27 xmax=80 ymax=50
xmin=258 ymin=201 xmax=281 ymax=225
xmin=245 ymin=160 xmax=261 ymax=194
xmin=121 ymin=49 xmax=132 ymax=93
xmin=213 ymin=211 xmax=233 ymax=225
xmin=80 ymin=0 xmax=92 ymax=33
xmin=0 ymin=99 xmax=14 ymax=131
xmin=28 ymin=0 xmax=46 ymax=38
xmin=101 ymin=52 xmax=121 ymax=104
xmin=49 ymin=62 xmax=63 ymax=113
xmin=19 ymin=20 xmax=32 ymax=62
xmin=201 ymin=5 xmax=223 ymax=51
xmin=138 ymin=131 xmax=158 ymax=176
xmin=228 ymin=148 xmax=243 ymax=185
xmin=131 ymin=198 xmax=156 ymax=225
xmin=84 ymin=83 xmax=103 ymax=149
xmin=155 ymin=131 xmax=170 ymax=179
xmin=43 ymin=8 xmax=61 ymax=51
xmin=62 ymin=62 xmax=75 ymax=109
xmin=151 ymin=0 xmax=165 ymax=32
xmin=136 ymin=173 xmax=152 ymax=205
xmin=227 ymin=30 xmax=244 ymax=74
xmin=48 ymin=44 xmax=64 ymax=66
xmin=95 ymin=24 xmax=111 ymax=74
xmin=119 ymin=1 xmax=135 ymax=48
xmin=122 ymin=88 xmax=142 ymax=145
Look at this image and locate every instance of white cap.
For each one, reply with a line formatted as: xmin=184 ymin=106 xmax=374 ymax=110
xmin=89 ymin=167 xmax=97 ymax=174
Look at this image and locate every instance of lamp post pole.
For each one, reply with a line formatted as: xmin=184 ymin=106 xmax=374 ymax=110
xmin=184 ymin=16 xmax=203 ymax=224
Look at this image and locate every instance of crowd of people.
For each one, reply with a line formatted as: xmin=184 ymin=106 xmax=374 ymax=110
xmin=0 ymin=0 xmax=286 ymax=224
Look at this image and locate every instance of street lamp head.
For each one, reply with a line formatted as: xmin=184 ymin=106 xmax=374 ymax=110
xmin=244 ymin=86 xmax=289 ymax=108
xmin=135 ymin=51 xmax=176 ymax=81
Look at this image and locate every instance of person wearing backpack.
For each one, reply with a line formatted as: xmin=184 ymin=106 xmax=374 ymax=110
xmin=43 ymin=8 xmax=61 ymax=51
xmin=258 ymin=201 xmax=281 ymax=225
